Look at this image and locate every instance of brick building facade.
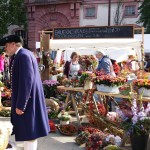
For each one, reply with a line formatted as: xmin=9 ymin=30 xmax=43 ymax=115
xmin=22 ymin=0 xmax=143 ymax=51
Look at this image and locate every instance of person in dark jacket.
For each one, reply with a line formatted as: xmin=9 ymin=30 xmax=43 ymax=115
xmin=0 ymin=35 xmax=50 ymax=150
xmin=63 ymin=52 xmax=80 ymax=79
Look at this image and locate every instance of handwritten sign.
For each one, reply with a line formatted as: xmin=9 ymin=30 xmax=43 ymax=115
xmin=53 ymin=26 xmax=134 ymax=39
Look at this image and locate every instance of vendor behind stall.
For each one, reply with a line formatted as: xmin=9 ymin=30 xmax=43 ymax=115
xmin=63 ymin=52 xmax=80 ymax=79
xmin=95 ymin=50 xmax=116 ymax=77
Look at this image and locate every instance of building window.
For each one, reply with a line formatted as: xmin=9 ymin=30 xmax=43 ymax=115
xmin=85 ymin=7 xmax=95 ymax=17
xmin=124 ymin=5 xmax=136 ymax=16
xmin=83 ymin=5 xmax=97 ymax=19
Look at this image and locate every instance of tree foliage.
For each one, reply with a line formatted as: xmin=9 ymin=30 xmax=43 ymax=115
xmin=0 ymin=0 xmax=27 ymax=37
xmin=138 ymin=0 xmax=150 ymax=33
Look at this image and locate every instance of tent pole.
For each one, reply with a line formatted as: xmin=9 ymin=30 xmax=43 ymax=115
xmin=141 ymin=27 xmax=145 ymax=70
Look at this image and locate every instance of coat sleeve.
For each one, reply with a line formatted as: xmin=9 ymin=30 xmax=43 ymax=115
xmin=16 ymin=54 xmax=34 ymax=111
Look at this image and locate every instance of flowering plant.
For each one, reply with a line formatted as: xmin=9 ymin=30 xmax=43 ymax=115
xmin=70 ymin=78 xmax=80 ymax=87
xmin=133 ymin=79 xmax=150 ymax=89
xmin=94 ymin=70 xmax=107 ymax=76
xmin=59 ymin=124 xmax=77 ymax=135
xmin=43 ymin=80 xmax=59 ymax=98
xmin=79 ymin=55 xmax=97 ymax=71
xmin=116 ymin=94 xmax=150 ymax=135
xmin=0 ymin=81 xmax=4 ymax=88
xmin=62 ymin=78 xmax=71 ymax=87
xmin=94 ymin=75 xmax=127 ymax=87
xmin=87 ymin=55 xmax=98 ymax=69
xmin=80 ymin=71 xmax=96 ymax=83
xmin=58 ymin=110 xmax=72 ymax=121
xmin=47 ymin=107 xmax=58 ymax=119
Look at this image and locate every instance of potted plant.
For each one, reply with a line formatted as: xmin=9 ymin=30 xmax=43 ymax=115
xmin=79 ymin=71 xmax=95 ymax=89
xmin=79 ymin=55 xmax=97 ymax=71
xmin=116 ymin=93 xmax=150 ymax=150
xmin=94 ymin=75 xmax=127 ymax=93
xmin=133 ymin=79 xmax=150 ymax=97
xmin=71 ymin=76 xmax=80 ymax=87
xmin=62 ymin=78 xmax=71 ymax=87
xmin=42 ymin=80 xmax=59 ymax=98
xmin=58 ymin=110 xmax=72 ymax=125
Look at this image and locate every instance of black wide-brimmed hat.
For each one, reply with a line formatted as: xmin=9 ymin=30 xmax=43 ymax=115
xmin=0 ymin=35 xmax=23 ymax=46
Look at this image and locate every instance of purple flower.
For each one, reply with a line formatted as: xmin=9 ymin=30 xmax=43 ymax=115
xmin=43 ymin=80 xmax=58 ymax=86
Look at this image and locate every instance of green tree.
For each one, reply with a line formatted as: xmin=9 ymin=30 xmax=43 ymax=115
xmin=138 ymin=0 xmax=150 ymax=33
xmin=0 ymin=0 xmax=27 ymax=37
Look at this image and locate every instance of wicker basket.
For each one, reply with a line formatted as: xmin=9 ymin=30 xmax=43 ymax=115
xmin=0 ymin=128 xmax=9 ymax=150
xmin=45 ymin=98 xmax=59 ymax=112
xmin=83 ymin=105 xmax=124 ymax=138
xmin=57 ymin=124 xmax=77 ymax=136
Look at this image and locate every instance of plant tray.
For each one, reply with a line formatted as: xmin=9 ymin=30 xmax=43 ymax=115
xmin=57 ymin=125 xmax=77 ymax=136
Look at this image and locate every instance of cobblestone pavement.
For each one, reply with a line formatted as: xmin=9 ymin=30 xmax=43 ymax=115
xmin=1 ymin=117 xmax=150 ymax=150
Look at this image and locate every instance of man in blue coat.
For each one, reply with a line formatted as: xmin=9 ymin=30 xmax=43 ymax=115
xmin=95 ymin=50 xmax=116 ymax=77
xmin=0 ymin=35 xmax=50 ymax=150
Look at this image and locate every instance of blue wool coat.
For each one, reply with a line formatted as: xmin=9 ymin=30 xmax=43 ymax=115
xmin=11 ymin=48 xmax=50 ymax=141
xmin=96 ymin=56 xmax=116 ymax=76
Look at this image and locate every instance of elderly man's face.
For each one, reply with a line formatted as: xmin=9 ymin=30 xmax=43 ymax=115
xmin=96 ymin=53 xmax=103 ymax=59
xmin=4 ymin=42 xmax=16 ymax=56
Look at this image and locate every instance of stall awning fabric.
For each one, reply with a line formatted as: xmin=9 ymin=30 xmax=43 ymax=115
xmin=49 ymin=38 xmax=142 ymax=63
xmin=50 ymin=38 xmax=141 ymax=50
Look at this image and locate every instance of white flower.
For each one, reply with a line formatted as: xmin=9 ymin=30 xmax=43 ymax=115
xmin=145 ymin=103 xmax=150 ymax=115
xmin=138 ymin=106 xmax=146 ymax=120
xmin=116 ymin=107 xmax=128 ymax=121
xmin=114 ymin=136 xmax=121 ymax=146
xmin=132 ymin=115 xmax=138 ymax=124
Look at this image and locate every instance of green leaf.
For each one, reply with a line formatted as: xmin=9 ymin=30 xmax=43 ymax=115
xmin=0 ymin=0 xmax=27 ymax=36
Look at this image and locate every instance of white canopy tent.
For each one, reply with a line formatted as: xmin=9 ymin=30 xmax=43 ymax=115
xmin=50 ymin=38 xmax=141 ymax=49
xmin=49 ymin=38 xmax=142 ymax=63
xmin=135 ymin=34 xmax=150 ymax=53
xmin=36 ymin=38 xmax=142 ymax=63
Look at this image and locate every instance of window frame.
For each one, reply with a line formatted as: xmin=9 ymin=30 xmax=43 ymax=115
xmin=123 ymin=4 xmax=138 ymax=18
xmin=83 ymin=5 xmax=98 ymax=19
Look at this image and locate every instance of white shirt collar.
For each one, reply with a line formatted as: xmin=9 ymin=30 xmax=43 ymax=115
xmin=15 ymin=46 xmax=22 ymax=55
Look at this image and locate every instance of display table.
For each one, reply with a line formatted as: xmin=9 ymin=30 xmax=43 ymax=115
xmin=57 ymin=86 xmax=99 ymax=126
xmin=57 ymin=86 xmax=150 ymax=126
xmin=94 ymin=90 xmax=150 ymax=115
xmin=94 ymin=91 xmax=150 ymax=102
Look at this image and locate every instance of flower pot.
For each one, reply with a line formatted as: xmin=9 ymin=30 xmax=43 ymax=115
xmin=96 ymin=84 xmax=119 ymax=94
xmin=60 ymin=120 xmax=69 ymax=125
xmin=138 ymin=87 xmax=150 ymax=97
xmin=51 ymin=75 xmax=57 ymax=81
xmin=84 ymin=80 xmax=93 ymax=90
xmin=130 ymin=134 xmax=149 ymax=150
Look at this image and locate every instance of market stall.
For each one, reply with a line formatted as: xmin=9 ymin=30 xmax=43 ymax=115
xmin=1 ymin=26 xmax=149 ymax=149
xmin=50 ymin=38 xmax=141 ymax=62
